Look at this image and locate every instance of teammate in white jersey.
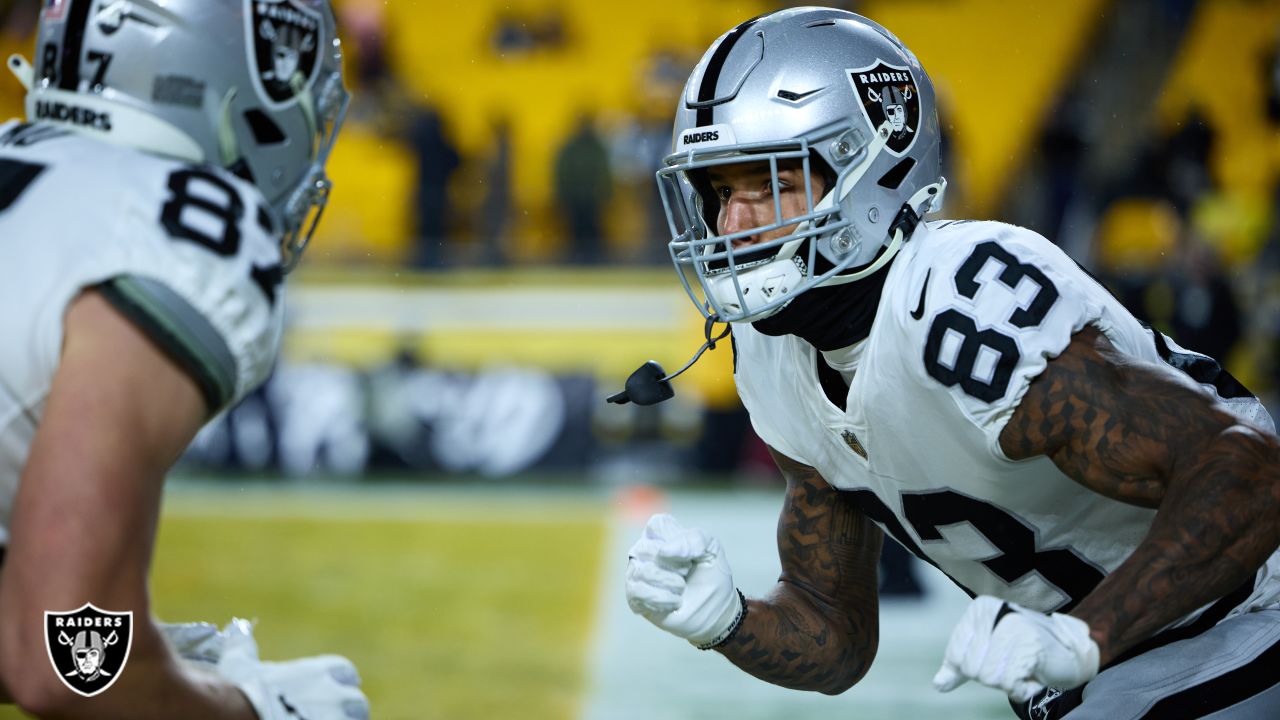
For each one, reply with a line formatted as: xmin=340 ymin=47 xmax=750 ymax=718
xmin=624 ymin=8 xmax=1280 ymax=718
xmin=0 ymin=2 xmax=365 ymax=719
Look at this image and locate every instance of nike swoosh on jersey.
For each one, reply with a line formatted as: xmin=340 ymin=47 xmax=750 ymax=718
xmin=909 ymin=269 xmax=931 ymax=320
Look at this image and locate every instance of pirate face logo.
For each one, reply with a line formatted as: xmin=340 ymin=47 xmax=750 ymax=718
xmin=72 ymin=632 xmax=108 ymax=678
xmin=45 ymin=604 xmax=133 ymax=697
xmin=247 ymin=0 xmax=324 ymax=107
xmin=847 ymin=60 xmax=922 ymax=157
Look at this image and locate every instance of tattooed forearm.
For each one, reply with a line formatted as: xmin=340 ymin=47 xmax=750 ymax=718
xmin=1000 ymin=326 xmax=1280 ymax=665
xmin=714 ymin=448 xmax=883 ymax=694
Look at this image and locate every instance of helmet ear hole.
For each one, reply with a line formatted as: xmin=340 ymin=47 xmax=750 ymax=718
xmin=877 ymin=157 xmax=915 ymax=190
xmin=810 ymin=151 xmax=837 ymax=200
xmin=244 ymin=109 xmax=287 ymax=145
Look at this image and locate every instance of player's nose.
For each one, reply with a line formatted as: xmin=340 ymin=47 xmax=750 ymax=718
xmin=720 ymin=197 xmax=762 ymax=245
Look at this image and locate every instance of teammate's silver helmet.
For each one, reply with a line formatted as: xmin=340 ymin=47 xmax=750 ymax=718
xmin=658 ymin=7 xmax=947 ymax=322
xmin=8 ymin=0 xmax=349 ymax=269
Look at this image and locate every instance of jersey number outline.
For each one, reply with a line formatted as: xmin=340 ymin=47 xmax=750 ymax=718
xmin=161 ymin=168 xmax=244 ymax=256
xmin=846 ymin=487 xmax=1103 ymax=611
xmin=923 ymin=241 xmax=1060 ymax=402
xmin=158 ymin=167 xmax=283 ymax=304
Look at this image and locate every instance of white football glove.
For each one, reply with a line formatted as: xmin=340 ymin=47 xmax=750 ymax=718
xmin=158 ymin=620 xmax=229 ymax=667
xmin=213 ymin=619 xmax=370 ymax=720
xmin=933 ymin=596 xmax=1100 ymax=702
xmin=625 ymin=513 xmax=745 ymax=649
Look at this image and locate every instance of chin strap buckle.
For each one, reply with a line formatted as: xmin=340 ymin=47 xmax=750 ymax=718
xmin=890 ymin=179 xmax=947 ymax=242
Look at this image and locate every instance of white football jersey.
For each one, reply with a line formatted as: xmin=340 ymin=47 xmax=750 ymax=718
xmin=733 ymin=218 xmax=1280 ymax=629
xmin=0 ymin=121 xmax=284 ymax=543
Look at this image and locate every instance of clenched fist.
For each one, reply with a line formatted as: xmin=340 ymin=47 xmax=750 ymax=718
xmin=625 ymin=514 xmax=745 ymax=649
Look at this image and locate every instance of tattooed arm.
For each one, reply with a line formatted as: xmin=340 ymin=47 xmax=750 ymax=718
xmin=713 ymin=447 xmax=884 ymax=694
xmin=999 ymin=325 xmax=1280 ymax=667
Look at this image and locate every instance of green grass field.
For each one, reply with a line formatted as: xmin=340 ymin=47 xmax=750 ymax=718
xmin=0 ymin=484 xmax=608 ymax=720
xmin=0 ymin=482 xmax=1012 ymax=720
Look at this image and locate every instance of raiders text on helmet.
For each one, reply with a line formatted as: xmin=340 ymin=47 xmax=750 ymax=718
xmin=9 ymin=0 xmax=350 ymax=269
xmin=657 ymin=7 xmax=947 ymax=322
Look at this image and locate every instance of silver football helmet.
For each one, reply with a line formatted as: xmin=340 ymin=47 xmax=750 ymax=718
xmin=658 ymin=7 xmax=947 ymax=322
xmin=7 ymin=0 xmax=349 ymax=269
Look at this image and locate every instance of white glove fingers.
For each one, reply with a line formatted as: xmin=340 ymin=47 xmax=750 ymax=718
xmin=626 ymin=513 xmax=739 ymax=647
xmin=343 ymin=697 xmax=371 ymax=720
xmin=627 ymin=558 xmax=688 ymax=595
xmin=938 ymin=597 xmax=1099 ymax=704
xmin=625 ymin=558 xmax=683 ymax=613
xmin=219 ymin=618 xmax=260 ymax=661
xmin=1009 ymin=679 xmax=1045 ymax=703
xmin=626 ymin=583 xmax=682 ymax=615
xmin=643 ymin=513 xmax=685 ymax=540
xmin=638 ymin=513 xmax=715 ymax=566
xmin=310 ymin=655 xmax=361 ymax=687
xmin=654 ymin=527 xmax=715 ymax=566
xmin=931 ymin=662 xmax=966 ymax=693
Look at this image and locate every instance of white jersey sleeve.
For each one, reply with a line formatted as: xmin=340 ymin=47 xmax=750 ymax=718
xmin=0 ymin=121 xmax=284 ymax=412
xmin=895 ymin=221 xmax=1107 ymax=457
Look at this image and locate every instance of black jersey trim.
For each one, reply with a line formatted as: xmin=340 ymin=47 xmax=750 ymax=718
xmin=1140 ymin=633 xmax=1280 ymax=719
xmin=1148 ymin=328 xmax=1252 ymax=400
xmin=99 ymin=276 xmax=237 ymax=413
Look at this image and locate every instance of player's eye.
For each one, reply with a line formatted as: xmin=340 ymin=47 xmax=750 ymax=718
xmin=715 ymin=186 xmax=731 ymax=201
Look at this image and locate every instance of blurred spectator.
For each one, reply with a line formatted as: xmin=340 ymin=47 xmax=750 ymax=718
xmin=1168 ymin=240 xmax=1242 ymax=362
xmin=555 ymin=114 xmax=613 ymax=264
xmin=407 ymin=105 xmax=462 ymax=267
xmin=607 ymin=50 xmax=694 ymax=263
xmin=1159 ymin=106 xmax=1217 ymax=213
xmin=1264 ymin=33 xmax=1274 ymax=122
xmin=492 ymin=9 xmax=567 ymax=55
xmin=1036 ymin=90 xmax=1090 ymax=242
xmin=608 ymin=111 xmax=673 ymax=263
xmin=477 ymin=117 xmax=514 ymax=265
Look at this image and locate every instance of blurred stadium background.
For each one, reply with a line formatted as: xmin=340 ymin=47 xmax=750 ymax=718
xmin=2 ymin=0 xmax=1279 ymax=717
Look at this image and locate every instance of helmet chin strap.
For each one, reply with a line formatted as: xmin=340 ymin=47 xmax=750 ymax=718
xmin=217 ymin=88 xmax=240 ymax=166
xmin=816 ymin=179 xmax=945 ymax=287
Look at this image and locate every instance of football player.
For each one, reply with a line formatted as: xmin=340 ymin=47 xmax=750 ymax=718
xmin=0 ymin=1 xmax=366 ymax=719
xmin=625 ymin=7 xmax=1280 ymax=718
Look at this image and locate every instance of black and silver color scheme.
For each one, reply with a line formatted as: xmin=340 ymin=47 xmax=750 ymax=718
xmin=657 ymin=7 xmax=947 ymax=322
xmin=9 ymin=0 xmax=349 ymax=269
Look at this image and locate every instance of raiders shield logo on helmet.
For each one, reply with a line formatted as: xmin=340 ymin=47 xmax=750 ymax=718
xmin=847 ymin=60 xmax=921 ymax=157
xmin=247 ymin=0 xmax=323 ymax=107
xmin=44 ymin=604 xmax=133 ymax=697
